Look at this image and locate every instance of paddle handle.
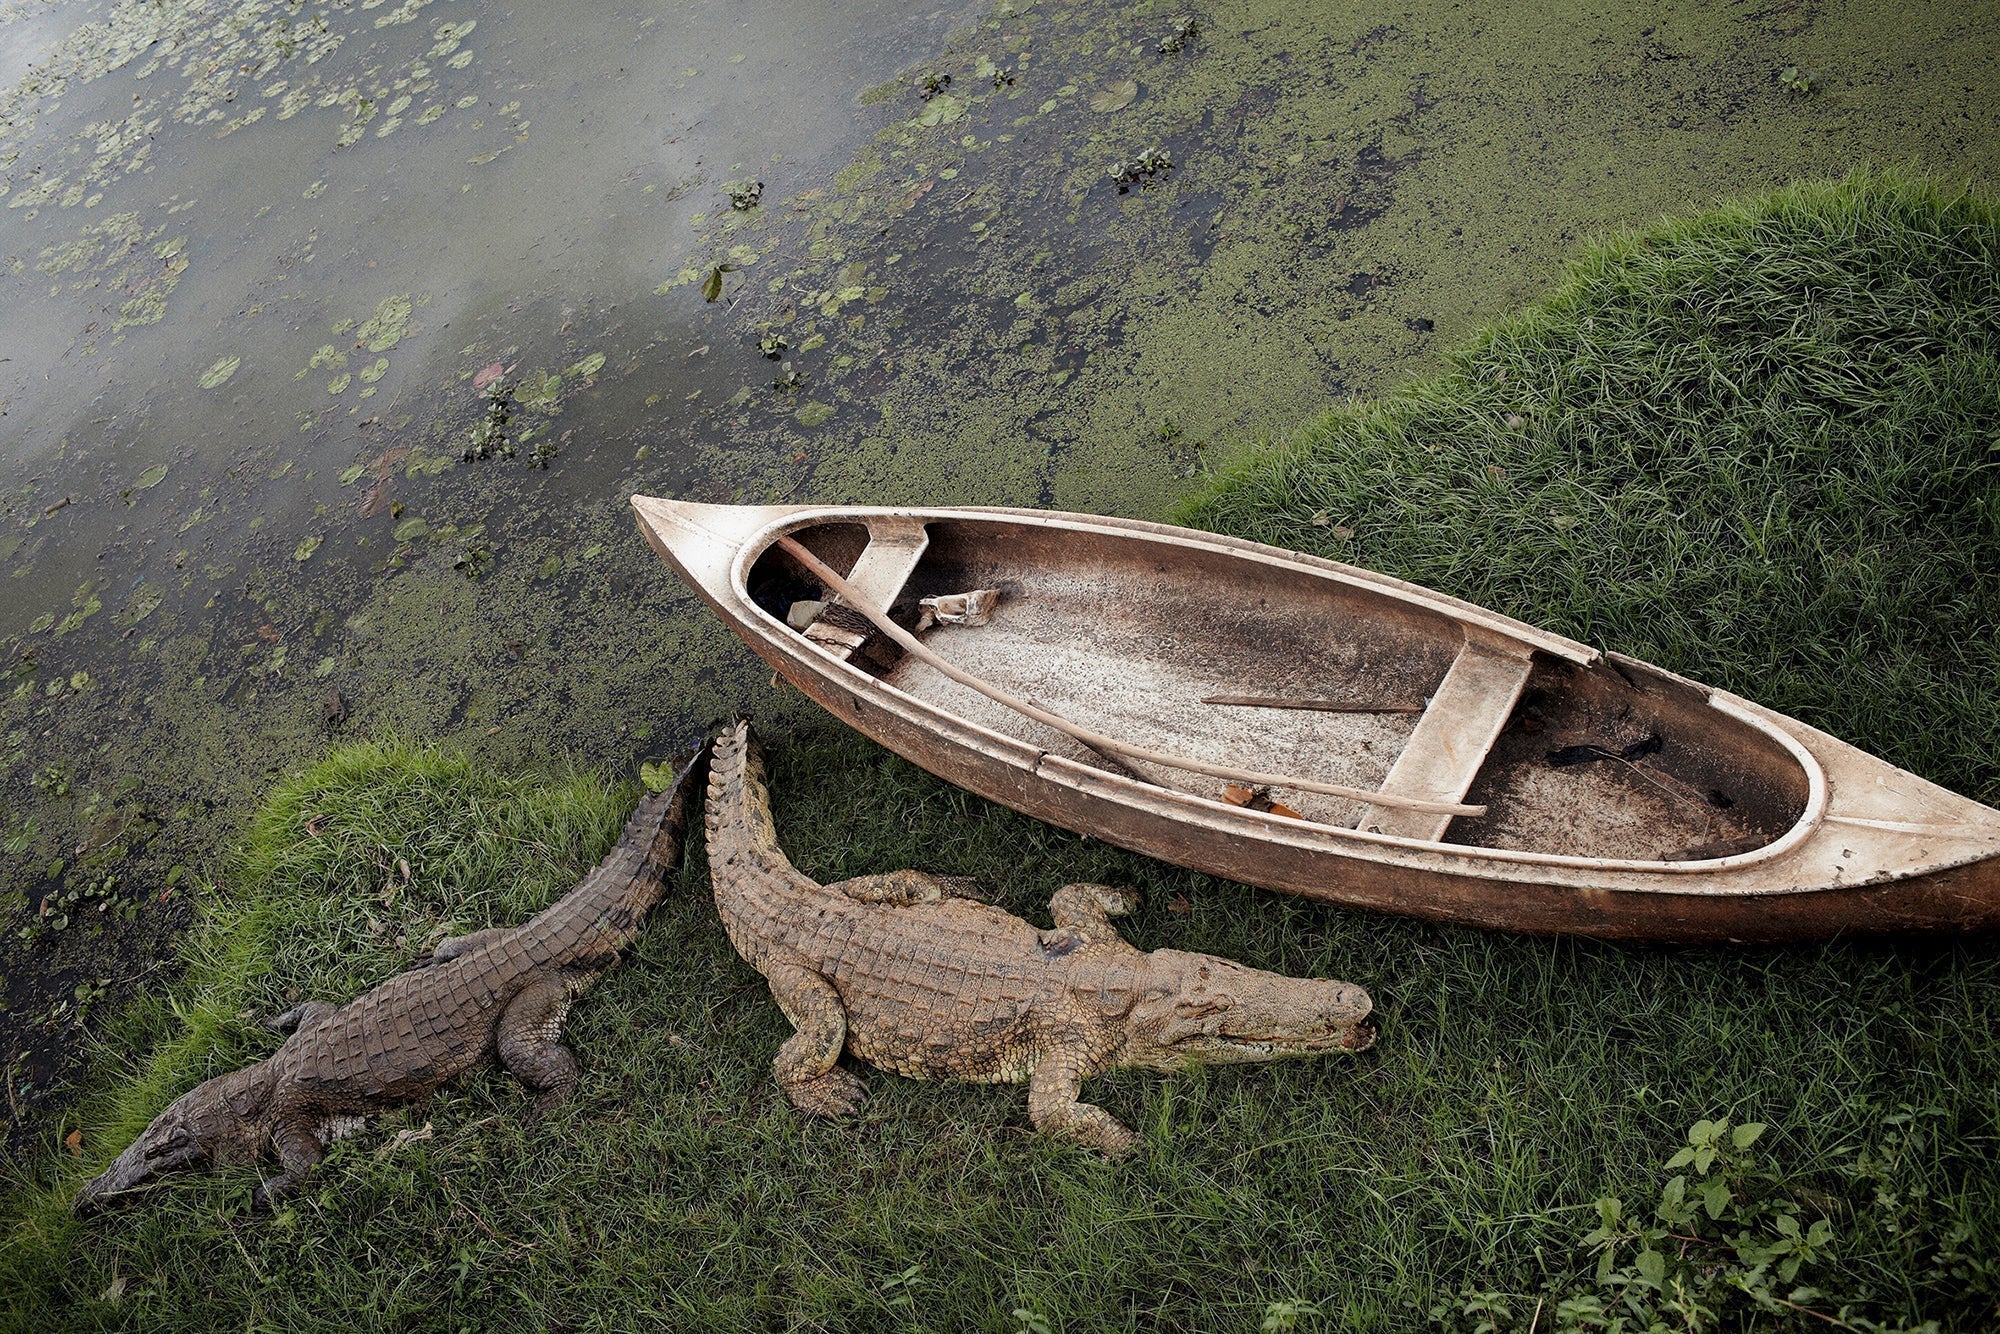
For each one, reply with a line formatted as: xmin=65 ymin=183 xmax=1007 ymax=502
xmin=775 ymin=535 xmax=1485 ymax=822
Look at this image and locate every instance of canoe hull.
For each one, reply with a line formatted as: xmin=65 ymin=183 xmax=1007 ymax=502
xmin=637 ymin=497 xmax=2000 ymax=943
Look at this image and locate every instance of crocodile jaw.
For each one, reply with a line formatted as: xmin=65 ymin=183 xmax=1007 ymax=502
xmin=73 ymin=1063 xmax=274 ymax=1214
xmin=1115 ymin=951 xmax=1375 ymax=1071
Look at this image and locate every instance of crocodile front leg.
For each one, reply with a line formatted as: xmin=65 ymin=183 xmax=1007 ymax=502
xmin=1048 ymin=884 xmax=1140 ymax=933
xmin=1027 ymin=1042 xmax=1135 ymax=1156
xmin=496 ymin=974 xmax=580 ymax=1115
xmin=249 ymin=1112 xmax=326 ymax=1210
xmin=824 ymin=869 xmax=987 ymax=905
xmin=765 ymin=962 xmax=866 ymax=1117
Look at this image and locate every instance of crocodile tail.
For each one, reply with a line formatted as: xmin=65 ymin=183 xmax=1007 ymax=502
xmin=549 ymin=740 xmax=712 ymax=936
xmin=705 ymin=719 xmax=794 ymax=871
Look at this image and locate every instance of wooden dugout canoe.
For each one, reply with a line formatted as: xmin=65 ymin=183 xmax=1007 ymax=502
xmin=633 ymin=497 xmax=2000 ymax=942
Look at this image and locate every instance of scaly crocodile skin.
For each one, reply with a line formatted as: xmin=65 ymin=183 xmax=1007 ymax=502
xmin=706 ymin=721 xmax=1375 ymax=1155
xmin=75 ymin=747 xmax=709 ymax=1213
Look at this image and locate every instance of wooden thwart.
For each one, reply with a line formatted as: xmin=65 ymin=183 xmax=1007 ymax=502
xmin=776 ymin=534 xmax=1486 ymax=820
xmin=1358 ymin=636 xmax=1535 ymax=840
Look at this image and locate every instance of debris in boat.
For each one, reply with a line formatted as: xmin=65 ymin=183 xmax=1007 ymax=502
xmin=917 ymin=588 xmax=1000 ymax=629
xmin=1222 ymin=784 xmax=1303 ymax=819
xmin=786 ymin=600 xmax=826 ymax=630
xmin=1202 ymin=694 xmax=1420 ymax=713
xmin=1548 ymin=734 xmax=1663 ymax=767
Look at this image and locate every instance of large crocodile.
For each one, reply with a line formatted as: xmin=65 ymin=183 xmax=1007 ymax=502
xmin=706 ymin=722 xmax=1374 ymax=1154
xmin=74 ymin=746 xmax=709 ymax=1214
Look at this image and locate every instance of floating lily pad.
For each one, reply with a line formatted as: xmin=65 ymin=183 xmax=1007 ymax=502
xmin=356 ymin=295 xmax=415 ymax=353
xmin=1090 ymin=79 xmax=1138 ymax=112
xmin=328 ymin=373 xmax=352 ymax=394
xmin=393 ymin=517 xmax=430 ymax=543
xmin=515 ymin=369 xmax=562 ymax=413
xmin=915 ymin=94 xmax=966 ymax=128
xmin=359 ymin=358 xmax=390 ymax=383
xmin=310 ymin=345 xmax=348 ymax=371
xmin=136 ymin=464 xmax=169 ymax=489
xmin=198 ymin=356 xmax=241 ymax=389
xmin=566 ymin=352 xmax=606 ymax=378
xmin=294 ymin=535 xmax=323 ymax=561
xmin=339 ymin=464 xmax=367 ymax=486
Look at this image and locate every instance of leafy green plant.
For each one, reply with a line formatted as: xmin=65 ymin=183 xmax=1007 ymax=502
xmin=1433 ymin=1117 xmax=1949 ymax=1333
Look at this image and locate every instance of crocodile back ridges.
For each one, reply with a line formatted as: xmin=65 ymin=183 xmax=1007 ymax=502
xmin=706 ymin=723 xmax=786 ymax=859
xmin=706 ymin=722 xmax=829 ymax=946
xmin=518 ymin=759 xmax=702 ymax=965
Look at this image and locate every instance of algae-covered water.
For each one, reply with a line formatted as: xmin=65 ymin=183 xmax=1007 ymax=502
xmin=1 ymin=0 xmax=1995 ymax=1145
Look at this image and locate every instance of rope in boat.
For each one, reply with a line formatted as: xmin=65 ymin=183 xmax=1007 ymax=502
xmin=775 ymin=534 xmax=1485 ymax=821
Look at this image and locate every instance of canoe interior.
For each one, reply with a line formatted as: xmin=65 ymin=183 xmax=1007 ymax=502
xmin=748 ymin=517 xmax=1811 ymax=862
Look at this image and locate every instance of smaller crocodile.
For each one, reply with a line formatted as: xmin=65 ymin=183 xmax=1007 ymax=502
xmin=75 ymin=747 xmax=708 ymax=1214
xmin=706 ymin=721 xmax=1374 ymax=1154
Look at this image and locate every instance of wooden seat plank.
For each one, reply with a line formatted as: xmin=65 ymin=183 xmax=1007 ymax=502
xmin=1357 ymin=634 xmax=1535 ymax=841
xmin=803 ymin=517 xmax=930 ymax=660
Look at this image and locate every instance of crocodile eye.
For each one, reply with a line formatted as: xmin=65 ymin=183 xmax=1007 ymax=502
xmin=143 ymin=1127 xmax=190 ymax=1161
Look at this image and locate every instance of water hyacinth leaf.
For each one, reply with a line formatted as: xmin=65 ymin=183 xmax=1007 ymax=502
xmin=1090 ymin=79 xmax=1138 ymax=112
xmin=198 ymin=356 xmax=241 ymax=389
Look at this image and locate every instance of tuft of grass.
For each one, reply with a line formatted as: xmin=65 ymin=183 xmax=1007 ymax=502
xmin=1180 ymin=170 xmax=2000 ymax=804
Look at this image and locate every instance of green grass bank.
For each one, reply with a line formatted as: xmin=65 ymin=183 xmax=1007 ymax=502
xmin=3 ymin=173 xmax=1998 ymax=1331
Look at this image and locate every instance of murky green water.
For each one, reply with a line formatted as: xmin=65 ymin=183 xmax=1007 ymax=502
xmin=1 ymin=0 xmax=1995 ymax=1140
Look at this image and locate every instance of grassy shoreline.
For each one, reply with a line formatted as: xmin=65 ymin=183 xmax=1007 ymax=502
xmin=6 ymin=174 xmax=1999 ymax=1331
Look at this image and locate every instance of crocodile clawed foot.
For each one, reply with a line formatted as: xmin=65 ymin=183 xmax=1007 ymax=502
xmin=784 ymin=1066 xmax=867 ymax=1119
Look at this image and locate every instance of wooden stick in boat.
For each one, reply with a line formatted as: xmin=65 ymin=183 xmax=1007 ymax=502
xmin=1202 ymin=694 xmax=1422 ymax=713
xmin=775 ymin=535 xmax=1486 ymax=820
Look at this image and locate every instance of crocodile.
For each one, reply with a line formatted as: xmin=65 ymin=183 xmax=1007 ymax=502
xmin=74 ymin=746 xmax=709 ymax=1214
xmin=706 ymin=721 xmax=1374 ymax=1155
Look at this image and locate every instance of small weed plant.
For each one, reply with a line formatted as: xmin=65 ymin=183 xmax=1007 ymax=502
xmin=1436 ymin=1116 xmax=1950 ymax=1333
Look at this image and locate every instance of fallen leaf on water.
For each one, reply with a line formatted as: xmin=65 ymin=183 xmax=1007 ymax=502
xmin=357 ymin=478 xmax=392 ymax=518
xmin=198 ymin=355 xmax=241 ymax=389
xmin=1089 ymin=79 xmax=1138 ymax=112
xmin=473 ymin=362 xmax=506 ymax=391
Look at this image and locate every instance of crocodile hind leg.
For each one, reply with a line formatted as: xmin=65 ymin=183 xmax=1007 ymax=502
xmin=1048 ymin=884 xmax=1141 ymax=934
xmin=765 ymin=962 xmax=866 ymax=1118
xmin=824 ymin=869 xmax=988 ymax=906
xmin=496 ymin=974 xmax=580 ymax=1116
xmin=1027 ymin=1044 xmax=1135 ymax=1157
xmin=425 ymin=925 xmax=511 ymax=965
